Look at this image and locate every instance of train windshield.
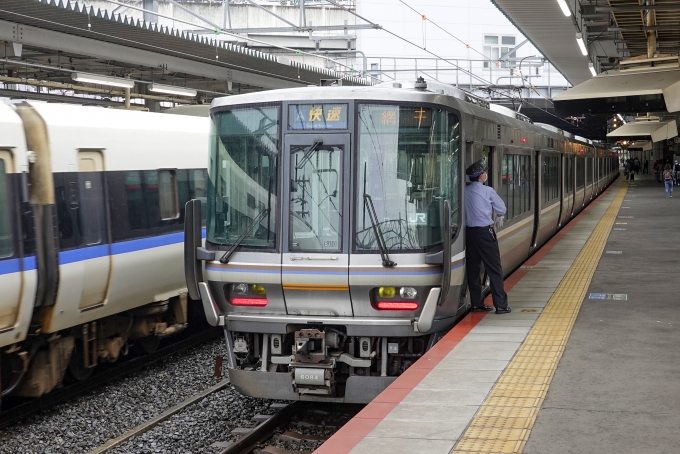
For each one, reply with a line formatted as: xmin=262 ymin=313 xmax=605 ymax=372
xmin=207 ymin=106 xmax=279 ymax=248
xmin=356 ymin=104 xmax=460 ymax=252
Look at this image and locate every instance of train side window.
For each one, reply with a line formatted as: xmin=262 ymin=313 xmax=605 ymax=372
xmin=566 ymin=157 xmax=574 ymax=193
xmin=501 ymin=153 xmax=531 ymax=221
xmin=520 ymin=155 xmax=530 ymax=214
xmin=53 ymin=173 xmax=79 ymax=250
xmin=576 ymin=157 xmax=585 ymax=189
xmin=159 ymin=170 xmax=179 ymax=220
xmin=500 ymin=154 xmax=511 ymax=219
xmin=0 ymin=157 xmax=12 ymax=258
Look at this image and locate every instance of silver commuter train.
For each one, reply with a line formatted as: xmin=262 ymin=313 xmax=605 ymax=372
xmin=0 ymin=102 xmax=208 ymax=400
xmin=184 ymin=80 xmax=618 ymax=403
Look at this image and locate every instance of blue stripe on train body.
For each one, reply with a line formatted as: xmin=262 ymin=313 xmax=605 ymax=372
xmin=0 ymin=228 xmax=206 ymax=274
xmin=0 ymin=256 xmax=37 ymax=275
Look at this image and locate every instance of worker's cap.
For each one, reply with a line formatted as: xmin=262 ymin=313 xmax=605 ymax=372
xmin=466 ymin=159 xmax=488 ymax=178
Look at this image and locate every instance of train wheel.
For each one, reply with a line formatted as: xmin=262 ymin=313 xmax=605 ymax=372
xmin=135 ymin=336 xmax=161 ymax=355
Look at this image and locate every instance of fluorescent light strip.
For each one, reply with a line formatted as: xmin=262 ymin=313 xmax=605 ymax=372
xmin=576 ymin=33 xmax=588 ymax=56
xmin=588 ymin=62 xmax=597 ymax=77
xmin=149 ymin=83 xmax=197 ymax=97
xmin=556 ymin=0 xmax=571 ymax=16
xmin=72 ymin=73 xmax=135 ymax=89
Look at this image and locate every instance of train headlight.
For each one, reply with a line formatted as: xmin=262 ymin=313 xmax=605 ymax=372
xmin=232 ymin=283 xmax=248 ymax=295
xmin=399 ymin=287 xmax=418 ymax=299
xmin=251 ymin=284 xmax=267 ymax=296
xmin=378 ymin=287 xmax=396 ymax=298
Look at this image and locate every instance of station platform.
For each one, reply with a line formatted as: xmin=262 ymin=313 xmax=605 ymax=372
xmin=316 ymin=172 xmax=680 ymax=454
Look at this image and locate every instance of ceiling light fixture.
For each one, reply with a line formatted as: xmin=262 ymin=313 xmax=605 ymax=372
xmin=556 ymin=0 xmax=571 ymax=16
xmin=149 ymin=83 xmax=197 ymax=97
xmin=72 ymin=73 xmax=135 ymax=88
xmin=588 ymin=62 xmax=597 ymax=77
xmin=576 ymin=33 xmax=588 ymax=56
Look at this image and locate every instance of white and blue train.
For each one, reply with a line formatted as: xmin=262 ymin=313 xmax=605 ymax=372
xmin=184 ymin=79 xmax=619 ymax=403
xmin=0 ymin=102 xmax=208 ymax=400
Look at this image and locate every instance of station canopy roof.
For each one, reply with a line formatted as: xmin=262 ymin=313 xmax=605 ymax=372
xmin=607 ymin=119 xmax=678 ymax=143
xmin=0 ymin=0 xmax=367 ymax=106
xmin=553 ymin=67 xmax=680 ymax=117
xmin=491 ymin=0 xmax=591 ymax=86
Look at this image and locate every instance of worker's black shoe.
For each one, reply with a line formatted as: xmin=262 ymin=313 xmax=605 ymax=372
xmin=472 ymin=305 xmax=494 ymax=312
xmin=495 ymin=307 xmax=512 ymax=314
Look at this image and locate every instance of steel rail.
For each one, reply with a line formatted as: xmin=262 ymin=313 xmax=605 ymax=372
xmin=219 ymin=402 xmax=302 ymax=454
xmin=0 ymin=327 xmax=220 ymax=429
xmin=88 ymin=378 xmax=230 ymax=454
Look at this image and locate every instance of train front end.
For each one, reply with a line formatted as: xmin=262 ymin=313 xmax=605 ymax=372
xmin=185 ymin=87 xmax=467 ymax=402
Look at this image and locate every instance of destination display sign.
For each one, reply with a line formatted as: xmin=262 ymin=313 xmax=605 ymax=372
xmin=288 ymin=104 xmax=348 ymax=130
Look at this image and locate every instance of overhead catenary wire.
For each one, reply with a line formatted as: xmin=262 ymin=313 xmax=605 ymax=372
xmin=322 ymin=0 xmax=585 ymax=132
xmin=396 ymin=0 xmax=555 ymax=105
xmin=99 ymin=0 xmax=363 ymax=80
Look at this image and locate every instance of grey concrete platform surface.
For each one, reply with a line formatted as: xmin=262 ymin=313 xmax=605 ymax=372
xmin=524 ymin=173 xmax=680 ymax=454
xmin=316 ymin=176 xmax=624 ymax=454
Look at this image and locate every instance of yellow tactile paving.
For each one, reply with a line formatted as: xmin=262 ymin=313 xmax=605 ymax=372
xmin=451 ymin=181 xmax=627 ymax=454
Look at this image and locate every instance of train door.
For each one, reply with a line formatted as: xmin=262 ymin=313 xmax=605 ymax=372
xmin=531 ymin=150 xmax=540 ymax=249
xmin=282 ymin=134 xmax=352 ymax=316
xmin=77 ymin=150 xmax=111 ymax=309
xmin=0 ymin=150 xmax=21 ymax=331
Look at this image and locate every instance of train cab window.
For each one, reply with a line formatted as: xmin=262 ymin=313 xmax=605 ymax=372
xmin=0 ymin=158 xmax=11 ymax=258
xmin=501 ymin=154 xmax=530 ymax=220
xmin=207 ymin=105 xmax=279 ymax=248
xmin=356 ymin=104 xmax=460 ymax=252
xmin=159 ymin=170 xmax=179 ymax=220
xmin=290 ymin=145 xmax=343 ymax=252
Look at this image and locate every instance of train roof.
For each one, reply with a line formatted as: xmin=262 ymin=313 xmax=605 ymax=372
xmin=20 ymin=102 xmax=209 ymax=172
xmin=210 ymin=80 xmax=601 ymax=149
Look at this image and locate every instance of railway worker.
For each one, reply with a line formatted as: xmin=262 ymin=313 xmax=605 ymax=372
xmin=464 ymin=159 xmax=511 ymax=314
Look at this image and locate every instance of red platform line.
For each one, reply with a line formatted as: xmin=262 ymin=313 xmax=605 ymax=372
xmin=314 ymin=180 xmax=618 ymax=454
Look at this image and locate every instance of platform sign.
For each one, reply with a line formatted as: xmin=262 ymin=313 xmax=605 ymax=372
xmin=518 ymin=308 xmax=540 ymax=313
xmin=589 ymin=293 xmax=627 ymax=300
xmin=605 ymin=250 xmax=622 ymax=254
xmin=589 ymin=293 xmax=607 ymax=299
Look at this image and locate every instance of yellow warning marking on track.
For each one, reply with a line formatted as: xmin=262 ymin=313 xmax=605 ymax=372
xmin=451 ymin=180 xmax=627 ymax=454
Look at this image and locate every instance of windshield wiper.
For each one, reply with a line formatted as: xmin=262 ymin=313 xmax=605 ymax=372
xmin=363 ymin=194 xmax=396 ymax=268
xmin=220 ymin=207 xmax=270 ymax=264
xmin=295 ymin=141 xmax=323 ymax=169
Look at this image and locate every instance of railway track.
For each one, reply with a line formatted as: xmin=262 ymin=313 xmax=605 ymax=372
xmin=0 ymin=327 xmax=220 ymax=429
xmin=218 ymin=402 xmax=363 ymax=454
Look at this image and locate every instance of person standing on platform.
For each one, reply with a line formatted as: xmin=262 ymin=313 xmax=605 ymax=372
xmin=643 ymin=159 xmax=649 ymax=174
xmin=464 ymin=159 xmax=511 ymax=314
xmin=664 ymin=164 xmax=675 ymax=197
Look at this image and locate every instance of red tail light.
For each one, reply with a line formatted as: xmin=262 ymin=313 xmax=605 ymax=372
xmin=231 ymin=297 xmax=268 ymax=307
xmin=376 ymin=301 xmax=419 ymax=311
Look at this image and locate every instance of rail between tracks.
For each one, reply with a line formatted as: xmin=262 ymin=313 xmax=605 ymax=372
xmin=0 ymin=327 xmax=220 ymax=429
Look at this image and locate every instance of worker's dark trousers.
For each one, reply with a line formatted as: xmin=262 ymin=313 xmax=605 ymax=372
xmin=465 ymin=226 xmax=508 ymax=310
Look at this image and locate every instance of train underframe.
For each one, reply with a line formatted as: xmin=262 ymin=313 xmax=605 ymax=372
xmin=223 ymin=321 xmax=456 ymax=403
xmin=0 ymin=294 xmax=190 ymax=401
